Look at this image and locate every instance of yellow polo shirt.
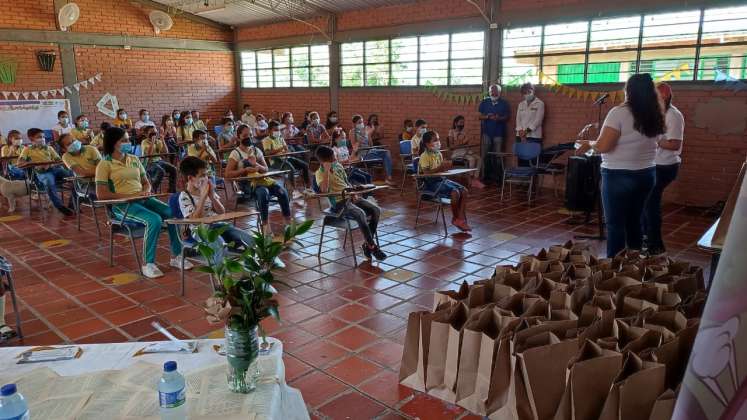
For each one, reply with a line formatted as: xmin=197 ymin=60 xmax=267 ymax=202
xmin=90 ymin=133 xmax=104 ymax=150
xmin=1 ymin=145 xmax=23 ymax=158
xmin=315 ymin=162 xmax=349 ymax=193
xmin=418 ymin=149 xmax=443 ymax=173
xmin=62 ymin=145 xmax=101 ymax=173
xmin=18 ymin=145 xmax=60 ymax=164
xmin=95 ymin=154 xmax=146 ymax=194
xmin=194 ymin=119 xmax=207 ymax=131
xmin=141 ymin=137 xmax=167 ymax=163
xmin=70 ymin=128 xmax=92 ymax=143
xmin=411 ymin=134 xmax=423 ymax=153
xmin=229 ymin=147 xmax=274 ymax=187
xmin=262 ymin=136 xmax=286 ymax=154
xmin=112 ymin=118 xmax=133 ymax=129
xmin=177 ymin=125 xmax=195 ymax=143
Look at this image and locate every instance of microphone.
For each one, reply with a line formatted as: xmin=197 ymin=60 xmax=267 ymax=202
xmin=593 ymin=93 xmax=609 ymax=105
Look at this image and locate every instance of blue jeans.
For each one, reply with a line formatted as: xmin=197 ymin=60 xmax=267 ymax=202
xmin=601 ymin=167 xmax=655 ymax=257
xmin=361 ymin=149 xmax=393 ymax=178
xmin=35 ymin=166 xmax=72 ymax=209
xmin=6 ymin=165 xmax=25 ymax=180
xmin=642 ymin=163 xmax=680 ymax=252
xmin=239 ymin=182 xmax=291 ymax=224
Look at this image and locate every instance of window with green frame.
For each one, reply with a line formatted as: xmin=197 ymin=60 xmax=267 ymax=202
xmin=556 ymin=62 xmax=622 ymax=83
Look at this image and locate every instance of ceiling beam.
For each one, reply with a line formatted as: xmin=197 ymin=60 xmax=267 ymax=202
xmin=128 ymin=0 xmax=232 ymax=30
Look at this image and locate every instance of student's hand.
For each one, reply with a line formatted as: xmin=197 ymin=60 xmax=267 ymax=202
xmin=518 ymin=129 xmax=526 ymax=138
xmin=575 ymin=140 xmax=591 ymax=155
xmin=199 ymin=180 xmax=210 ymax=198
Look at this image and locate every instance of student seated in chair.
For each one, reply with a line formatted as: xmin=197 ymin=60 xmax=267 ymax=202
xmin=226 ymin=125 xmax=291 ymax=236
xmin=187 ymin=129 xmax=219 ymax=184
xmin=2 ymin=130 xmax=26 ymax=180
xmin=70 ymin=114 xmax=93 ymax=145
xmin=262 ymin=121 xmax=311 ymax=194
xmin=350 ymin=114 xmax=396 ymax=186
xmin=400 ymin=119 xmax=414 ymax=142
xmin=0 ymin=277 xmax=16 ymax=341
xmin=315 ymin=145 xmax=387 ymax=261
xmin=410 ymin=119 xmax=428 ymax=155
xmin=178 ymin=156 xmax=255 ymax=264
xmin=418 ymin=131 xmax=471 ymax=232
xmin=141 ymin=127 xmax=177 ymax=193
xmin=61 ymin=133 xmax=101 ymax=178
xmin=16 ymin=128 xmax=74 ymax=216
xmin=332 ymin=129 xmax=373 ymax=187
xmin=306 ymin=112 xmax=330 ymax=145
xmin=95 ymin=127 xmax=191 ymax=279
xmin=90 ymin=122 xmax=110 ymax=152
xmin=217 ymin=118 xmax=238 ymax=152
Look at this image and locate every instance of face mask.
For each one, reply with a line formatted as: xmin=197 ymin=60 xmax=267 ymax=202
xmin=457 ymin=124 xmax=465 ymax=130
xmin=525 ymin=93 xmax=535 ymax=102
xmin=81 ymin=121 xmax=90 ymax=129
xmin=12 ymin=139 xmax=21 ymax=147
xmin=142 ymin=115 xmax=150 ymax=122
xmin=225 ymin=126 xmax=234 ymax=134
xmin=418 ymin=127 xmax=427 ymax=135
xmin=329 ymin=117 xmax=338 ymax=123
xmin=33 ymin=137 xmax=45 ymax=146
xmin=174 ymin=114 xmax=180 ymax=120
xmin=258 ymin=121 xmax=268 ymax=129
xmin=431 ymin=141 xmax=442 ymax=151
xmin=244 ymin=109 xmax=251 ymax=115
xmin=227 ymin=114 xmax=234 ymax=120
xmin=68 ymin=140 xmax=82 ymax=154
xmin=119 ymin=143 xmax=132 ymax=154
xmin=271 ymin=131 xmax=281 ymax=139
xmin=119 ymin=114 xmax=127 ymax=120
xmin=60 ymin=117 xmax=69 ymax=126
xmin=287 ymin=117 xmax=294 ymax=124
xmin=240 ymin=138 xmax=252 ymax=147
xmin=406 ymin=127 xmax=413 ymax=133
xmin=312 ymin=118 xmax=320 ymax=125
xmin=490 ymin=95 xmax=500 ymax=101
xmin=336 ymin=139 xmax=346 ymax=147
xmin=356 ymin=123 xmax=365 ymax=130
xmin=185 ymin=118 xmax=193 ymax=124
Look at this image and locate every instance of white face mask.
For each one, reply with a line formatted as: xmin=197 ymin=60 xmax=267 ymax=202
xmin=312 ymin=118 xmax=320 ymax=125
xmin=329 ymin=117 xmax=338 ymax=123
xmin=258 ymin=121 xmax=268 ymax=129
xmin=525 ymin=93 xmax=535 ymax=102
xmin=287 ymin=117 xmax=294 ymax=124
xmin=431 ymin=141 xmax=442 ymax=150
xmin=272 ymin=131 xmax=281 ymax=139
xmin=418 ymin=127 xmax=427 ymax=135
xmin=12 ymin=138 xmax=22 ymax=146
xmin=60 ymin=117 xmax=69 ymax=126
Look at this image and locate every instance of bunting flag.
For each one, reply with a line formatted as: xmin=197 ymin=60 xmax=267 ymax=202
xmin=0 ymin=73 xmax=102 ymax=101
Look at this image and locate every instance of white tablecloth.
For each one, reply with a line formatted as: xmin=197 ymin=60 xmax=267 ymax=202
xmin=0 ymin=338 xmax=309 ymax=420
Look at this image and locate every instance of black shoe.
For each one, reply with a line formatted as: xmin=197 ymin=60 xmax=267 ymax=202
xmin=372 ymin=246 xmax=387 ymax=261
xmin=361 ymin=244 xmax=372 ymax=260
xmin=57 ymin=206 xmax=74 ymax=216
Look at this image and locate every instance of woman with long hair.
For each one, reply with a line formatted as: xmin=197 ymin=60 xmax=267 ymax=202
xmin=576 ymin=73 xmax=665 ymax=257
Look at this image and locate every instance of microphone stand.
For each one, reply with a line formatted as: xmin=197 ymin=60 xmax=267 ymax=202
xmin=573 ymin=96 xmax=606 ymax=241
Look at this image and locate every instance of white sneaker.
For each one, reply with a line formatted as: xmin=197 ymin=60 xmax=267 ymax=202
xmin=170 ymin=256 xmax=194 ymax=270
xmin=142 ymin=263 xmax=164 ymax=279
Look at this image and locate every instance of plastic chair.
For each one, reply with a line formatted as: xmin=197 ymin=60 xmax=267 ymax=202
xmin=537 ymin=142 xmax=574 ymax=198
xmin=501 ymin=142 xmax=542 ymax=204
xmin=69 ymin=176 xmax=102 ymax=239
xmin=214 ymin=125 xmax=224 ymax=137
xmin=166 ymin=193 xmax=215 ymax=295
xmin=412 ymin=157 xmax=451 ymax=236
xmin=101 ymin=203 xmax=147 ymax=275
xmin=0 ymin=255 xmax=23 ymax=340
xmin=398 ymin=140 xmax=416 ymax=194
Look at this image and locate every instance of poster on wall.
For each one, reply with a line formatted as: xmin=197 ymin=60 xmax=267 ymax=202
xmin=0 ymin=99 xmax=70 ymax=140
xmin=96 ymin=93 xmax=118 ymax=119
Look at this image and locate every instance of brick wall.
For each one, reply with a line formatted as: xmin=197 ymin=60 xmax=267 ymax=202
xmin=239 ymin=89 xmax=330 ymax=122
xmin=75 ymin=46 xmax=235 ymax=128
xmin=0 ymin=43 xmax=63 ymax=95
xmin=0 ymin=0 xmax=56 ymax=30
xmin=236 ymin=16 xmax=329 ymax=42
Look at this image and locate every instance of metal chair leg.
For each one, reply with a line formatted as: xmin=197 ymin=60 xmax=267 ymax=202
xmin=5 ymin=271 xmax=22 ymax=339
xmin=180 ymin=249 xmax=186 ymax=296
xmin=414 ymin=196 xmax=422 ymax=226
xmin=440 ymin=204 xmax=448 ymax=236
xmin=92 ymin=205 xmax=102 ymax=239
xmin=347 ymin=219 xmax=357 ymax=267
xmin=500 ymin=179 xmax=506 ymax=201
xmin=109 ymin=228 xmax=115 ymax=267
xmin=342 ymin=227 xmax=348 ymax=249
xmin=129 ymin=233 xmax=143 ymax=275
xmin=317 ymin=223 xmax=325 ymax=259
xmin=75 ymin=195 xmax=81 ymax=231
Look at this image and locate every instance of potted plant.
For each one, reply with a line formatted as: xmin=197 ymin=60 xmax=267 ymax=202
xmin=196 ymin=221 xmax=313 ymax=393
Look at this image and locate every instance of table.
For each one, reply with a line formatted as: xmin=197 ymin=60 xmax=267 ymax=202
xmin=226 ymin=170 xmax=290 ymax=183
xmin=414 ymin=167 xmax=478 ymax=178
xmin=17 ymin=160 xmax=63 ymax=169
xmin=166 ymin=210 xmax=258 ymax=225
xmin=697 ymin=218 xmax=722 ymax=288
xmin=0 ymin=338 xmax=309 ymax=420
xmin=140 ymin=152 xmax=176 ymax=160
xmin=311 ymin=184 xmax=389 ymax=199
xmin=266 ymin=150 xmax=307 ymax=159
xmin=95 ymin=192 xmax=170 ymax=206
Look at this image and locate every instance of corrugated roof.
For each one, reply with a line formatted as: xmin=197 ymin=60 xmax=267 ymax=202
xmin=151 ymin=0 xmax=417 ymax=27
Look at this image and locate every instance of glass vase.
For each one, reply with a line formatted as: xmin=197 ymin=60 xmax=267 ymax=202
xmin=225 ymin=325 xmax=260 ymax=393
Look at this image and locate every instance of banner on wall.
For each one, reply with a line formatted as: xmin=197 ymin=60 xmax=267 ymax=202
xmin=0 ymin=99 xmax=70 ymax=139
xmin=0 ymin=73 xmax=102 ymax=101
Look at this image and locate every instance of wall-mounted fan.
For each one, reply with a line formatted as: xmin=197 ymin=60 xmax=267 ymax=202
xmin=149 ymin=10 xmax=174 ymax=35
xmin=58 ymin=2 xmax=80 ymax=32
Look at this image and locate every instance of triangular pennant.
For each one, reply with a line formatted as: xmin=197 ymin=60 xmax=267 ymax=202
xmin=1 ymin=91 xmax=8 ymax=99
xmin=73 ymin=83 xmax=81 ymax=91
xmin=58 ymin=88 xmax=65 ymax=96
xmin=94 ymin=73 xmax=102 ymax=81
xmin=40 ymin=91 xmax=49 ymax=98
xmin=81 ymin=80 xmax=89 ymax=89
xmin=21 ymin=92 xmax=29 ymax=100
xmin=32 ymin=92 xmax=39 ymax=99
xmin=11 ymin=92 xmax=19 ymax=100
xmin=87 ymin=76 xmax=95 ymax=84
xmin=65 ymin=86 xmax=72 ymax=94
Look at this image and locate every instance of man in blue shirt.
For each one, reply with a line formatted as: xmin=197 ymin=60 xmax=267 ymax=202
xmin=478 ymin=84 xmax=510 ymax=183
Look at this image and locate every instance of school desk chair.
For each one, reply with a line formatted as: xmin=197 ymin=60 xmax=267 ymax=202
xmin=412 ymin=157 xmax=452 ymax=237
xmin=67 ymin=176 xmax=102 ymax=239
xmin=0 ymin=255 xmax=23 ymax=341
xmin=22 ymin=164 xmax=72 ymax=221
xmin=501 ymin=142 xmax=542 ymax=205
xmin=398 ymin=140 xmax=416 ymax=194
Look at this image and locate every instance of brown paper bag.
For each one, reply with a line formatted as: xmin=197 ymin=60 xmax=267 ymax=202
xmin=433 ymin=281 xmax=469 ymax=311
xmin=553 ymin=340 xmax=623 ymax=420
xmin=598 ymin=352 xmax=666 ymax=420
xmin=456 ymin=307 xmax=518 ymax=409
xmin=399 ymin=307 xmax=451 ymax=391
xmin=547 ymin=245 xmax=571 ymax=262
xmin=647 ymin=389 xmax=676 ymax=420
xmin=426 ymin=302 xmax=469 ymax=399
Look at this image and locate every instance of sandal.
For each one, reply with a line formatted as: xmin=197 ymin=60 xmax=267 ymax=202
xmin=0 ymin=324 xmax=17 ymax=341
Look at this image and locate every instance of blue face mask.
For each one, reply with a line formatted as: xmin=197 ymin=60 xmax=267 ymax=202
xmin=185 ymin=118 xmax=193 ymax=125
xmin=119 ymin=143 xmax=133 ymax=154
xmin=80 ymin=120 xmax=89 ymax=129
xmin=68 ymin=140 xmax=82 ymax=154
xmin=336 ymin=140 xmax=346 ymax=147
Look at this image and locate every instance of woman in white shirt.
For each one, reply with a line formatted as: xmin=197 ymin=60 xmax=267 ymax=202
xmin=577 ymin=74 xmax=665 ymax=257
xmin=643 ymin=82 xmax=684 ymax=255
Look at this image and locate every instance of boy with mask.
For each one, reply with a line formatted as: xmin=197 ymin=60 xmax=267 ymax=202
xmin=70 ymin=114 xmax=93 ymax=144
xmin=263 ymin=120 xmax=311 ymax=194
xmin=478 ymin=84 xmax=510 ymax=183
xmin=134 ymin=109 xmax=156 ymax=132
xmin=52 ymin=110 xmax=73 ymax=142
xmin=142 ymin=127 xmax=178 ymax=193
xmin=241 ymin=104 xmax=256 ymax=129
xmin=17 ymin=128 xmax=74 ymax=215
xmin=113 ymin=109 xmax=133 ymax=130
xmin=400 ymin=119 xmax=414 ymax=141
xmin=410 ymin=119 xmax=428 ymax=155
xmin=61 ymin=133 xmax=101 ymax=178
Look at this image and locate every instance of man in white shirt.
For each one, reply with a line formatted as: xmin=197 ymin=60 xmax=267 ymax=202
xmin=134 ymin=109 xmax=156 ymax=132
xmin=643 ymin=82 xmax=684 ymax=255
xmin=52 ymin=110 xmax=73 ymax=142
xmin=515 ymin=82 xmax=545 ymax=145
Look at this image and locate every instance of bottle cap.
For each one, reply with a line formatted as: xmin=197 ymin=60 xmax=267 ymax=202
xmin=1 ymin=384 xmax=17 ymax=396
xmin=164 ymin=361 xmax=177 ymax=372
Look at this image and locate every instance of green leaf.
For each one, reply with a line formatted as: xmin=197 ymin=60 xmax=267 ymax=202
xmin=295 ymin=220 xmax=313 ymax=236
xmin=196 ymin=266 xmax=215 ymax=274
xmin=207 ymin=224 xmax=230 ymax=243
xmin=225 ymin=259 xmax=243 ymax=273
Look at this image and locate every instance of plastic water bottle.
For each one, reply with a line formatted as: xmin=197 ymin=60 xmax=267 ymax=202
xmin=0 ymin=384 xmax=29 ymax=420
xmin=158 ymin=361 xmax=186 ymax=420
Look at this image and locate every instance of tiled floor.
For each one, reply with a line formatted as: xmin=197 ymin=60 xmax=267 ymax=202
xmin=0 ymin=183 xmax=715 ymax=419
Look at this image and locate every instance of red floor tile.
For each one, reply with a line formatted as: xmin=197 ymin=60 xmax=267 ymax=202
xmin=290 ymin=371 xmax=348 ymax=408
xmin=291 ymin=340 xmax=349 ymax=368
xmin=325 ymin=355 xmax=384 ymax=385
xmin=299 ymin=314 xmax=350 ymax=337
xmin=59 ymin=318 xmax=110 ymax=341
xmin=359 ymin=340 xmax=405 ymax=368
xmin=281 ymin=303 xmax=321 ymax=324
xmin=104 ymin=306 xmax=153 ymax=326
xmin=331 ymin=303 xmax=377 ymax=323
xmin=318 ymin=391 xmax=387 ymax=420
xmin=399 ymin=392 xmax=465 ymax=420
xmin=359 ymin=370 xmax=414 ymax=406
xmin=359 ymin=313 xmax=406 ymax=335
xmin=327 ymin=326 xmax=378 ymax=351
xmin=283 ymin=354 xmax=314 ymax=383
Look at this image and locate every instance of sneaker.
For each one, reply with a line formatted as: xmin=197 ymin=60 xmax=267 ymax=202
xmin=142 ymin=263 xmax=164 ymax=279
xmin=57 ymin=206 xmax=74 ymax=216
xmin=361 ymin=244 xmax=373 ymax=260
xmin=170 ymin=256 xmax=194 ymax=270
xmin=372 ymin=246 xmax=388 ymax=261
xmin=273 ymin=257 xmax=286 ymax=269
xmin=385 ymin=179 xmax=398 ymax=186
